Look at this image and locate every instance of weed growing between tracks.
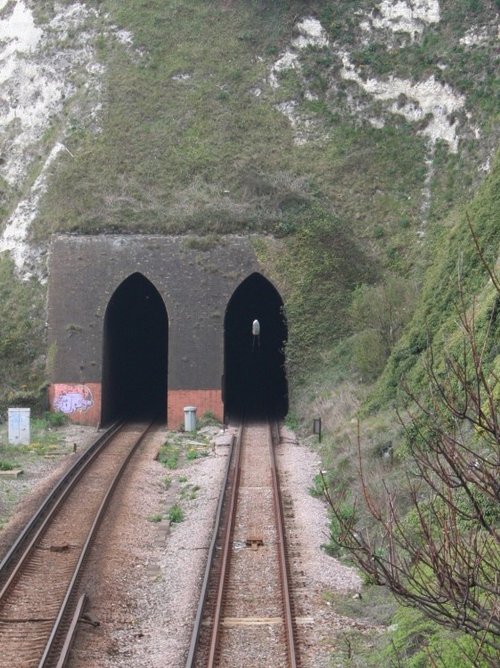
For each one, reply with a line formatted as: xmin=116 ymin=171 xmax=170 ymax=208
xmin=157 ymin=442 xmax=181 ymax=469
xmin=180 ymin=483 xmax=200 ymax=501
xmin=167 ymin=504 xmax=184 ymax=523
xmin=150 ymin=424 xmax=221 ymax=528
xmin=157 ymin=427 xmax=212 ymax=470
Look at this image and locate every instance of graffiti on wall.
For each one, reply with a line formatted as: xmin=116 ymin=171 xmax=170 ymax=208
xmin=53 ymin=385 xmax=94 ymax=414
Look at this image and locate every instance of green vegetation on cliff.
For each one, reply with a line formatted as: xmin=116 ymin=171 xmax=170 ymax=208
xmin=0 ymin=258 xmax=46 ymax=414
xmin=369 ymin=152 xmax=500 ymax=410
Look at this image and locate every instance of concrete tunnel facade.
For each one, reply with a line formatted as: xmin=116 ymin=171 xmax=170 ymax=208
xmin=47 ymin=235 xmax=288 ymax=427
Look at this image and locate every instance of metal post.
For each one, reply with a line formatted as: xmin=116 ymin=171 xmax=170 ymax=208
xmin=313 ymin=417 xmax=322 ymax=443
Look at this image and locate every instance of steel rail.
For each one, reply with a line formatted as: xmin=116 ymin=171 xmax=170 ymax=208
xmin=269 ymin=420 xmax=299 ymax=668
xmin=184 ymin=428 xmax=239 ymax=668
xmin=0 ymin=420 xmax=123 ymax=584
xmin=55 ymin=594 xmax=87 ymax=668
xmin=39 ymin=421 xmax=154 ymax=667
xmin=206 ymin=424 xmax=244 ymax=667
xmin=187 ymin=419 xmax=299 ymax=667
xmin=0 ymin=421 xmax=125 ymax=602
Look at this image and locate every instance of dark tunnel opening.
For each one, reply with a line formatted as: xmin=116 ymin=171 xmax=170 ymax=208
xmin=224 ymin=273 xmax=288 ymax=421
xmin=101 ymin=273 xmax=168 ymax=425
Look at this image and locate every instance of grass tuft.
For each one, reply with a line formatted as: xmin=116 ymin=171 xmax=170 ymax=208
xmin=168 ymin=504 xmax=184 ymax=523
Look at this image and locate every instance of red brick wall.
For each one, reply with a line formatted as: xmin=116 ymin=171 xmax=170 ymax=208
xmin=168 ymin=389 xmax=223 ymax=429
xmin=49 ymin=384 xmax=223 ymax=429
xmin=49 ymin=383 xmax=101 ymax=426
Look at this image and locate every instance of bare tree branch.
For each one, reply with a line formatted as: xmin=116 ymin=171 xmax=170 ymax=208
xmin=324 ymin=230 xmax=500 ymax=664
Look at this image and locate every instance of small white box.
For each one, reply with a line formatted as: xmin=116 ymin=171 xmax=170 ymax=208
xmin=8 ymin=408 xmax=31 ymax=445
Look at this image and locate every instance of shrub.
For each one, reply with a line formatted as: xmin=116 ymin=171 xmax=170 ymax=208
xmin=284 ymin=412 xmax=299 ymax=430
xmin=380 ymin=607 xmax=497 ymax=667
xmin=352 ymin=329 xmax=387 ymax=380
xmin=308 ymin=473 xmax=327 ymax=498
xmin=43 ymin=411 xmax=67 ymax=428
xmin=325 ymin=256 xmax=500 ymax=665
xmin=324 ymin=501 xmax=356 ymax=558
xmin=350 ymin=276 xmax=417 ymax=356
xmin=197 ymin=410 xmax=220 ymax=427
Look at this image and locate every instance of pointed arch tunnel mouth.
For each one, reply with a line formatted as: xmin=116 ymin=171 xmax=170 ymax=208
xmin=224 ymin=272 xmax=288 ymax=422
xmin=101 ymin=273 xmax=168 ymax=426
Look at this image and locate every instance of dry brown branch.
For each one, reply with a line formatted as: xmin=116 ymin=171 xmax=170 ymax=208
xmin=325 ymin=237 xmax=500 ymax=664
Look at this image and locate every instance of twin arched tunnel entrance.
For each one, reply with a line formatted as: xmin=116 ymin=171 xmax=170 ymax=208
xmin=101 ymin=272 xmax=288 ymax=426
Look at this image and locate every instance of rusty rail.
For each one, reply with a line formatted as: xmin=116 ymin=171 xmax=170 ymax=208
xmin=54 ymin=594 xmax=87 ymax=668
xmin=0 ymin=421 xmax=153 ymax=668
xmin=38 ymin=422 xmax=153 ymax=667
xmin=185 ymin=426 xmax=242 ymax=667
xmin=187 ymin=420 xmax=299 ymax=667
xmin=269 ymin=422 xmax=299 ymax=668
xmin=206 ymin=424 xmax=244 ymax=667
xmin=0 ymin=420 xmax=123 ymax=586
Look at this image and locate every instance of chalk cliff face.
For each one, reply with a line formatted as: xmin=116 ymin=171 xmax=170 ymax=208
xmin=0 ymin=1 xmax=131 ymax=278
xmin=268 ymin=10 xmax=466 ymax=151
xmin=0 ymin=0 xmax=498 ymax=280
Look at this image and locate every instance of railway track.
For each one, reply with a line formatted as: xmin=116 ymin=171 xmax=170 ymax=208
xmin=0 ymin=420 xmax=153 ymax=668
xmin=187 ymin=420 xmax=299 ymax=667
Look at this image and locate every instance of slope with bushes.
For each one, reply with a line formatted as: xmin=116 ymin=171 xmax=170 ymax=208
xmin=303 ymin=148 xmax=499 ymax=667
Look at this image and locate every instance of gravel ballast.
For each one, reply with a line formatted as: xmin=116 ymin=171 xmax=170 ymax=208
xmin=0 ymin=424 xmax=98 ymax=560
xmin=2 ymin=423 xmax=375 ymax=666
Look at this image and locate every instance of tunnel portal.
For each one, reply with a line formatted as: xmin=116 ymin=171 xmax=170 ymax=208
xmin=224 ymin=273 xmax=288 ymax=421
xmin=101 ymin=273 xmax=168 ymax=425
